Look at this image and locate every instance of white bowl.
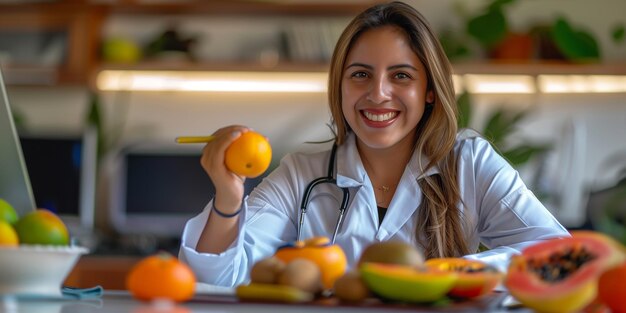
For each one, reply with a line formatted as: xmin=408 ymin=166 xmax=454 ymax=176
xmin=0 ymin=245 xmax=88 ymax=297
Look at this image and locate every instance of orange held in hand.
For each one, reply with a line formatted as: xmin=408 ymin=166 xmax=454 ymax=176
xmin=225 ymin=131 xmax=272 ymax=178
xmin=127 ymin=252 xmax=196 ymax=302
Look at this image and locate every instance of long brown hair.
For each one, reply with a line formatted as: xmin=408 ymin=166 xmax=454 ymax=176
xmin=328 ymin=1 xmax=470 ymax=258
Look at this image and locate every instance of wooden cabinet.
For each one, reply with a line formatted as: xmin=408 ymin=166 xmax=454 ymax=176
xmin=64 ymin=255 xmax=141 ymax=290
xmin=0 ymin=1 xmax=375 ymax=87
xmin=0 ymin=3 xmax=105 ymax=85
xmin=2 ymin=1 xmax=624 ymax=88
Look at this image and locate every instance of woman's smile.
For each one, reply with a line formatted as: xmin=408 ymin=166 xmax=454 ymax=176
xmin=361 ymin=109 xmax=399 ymax=128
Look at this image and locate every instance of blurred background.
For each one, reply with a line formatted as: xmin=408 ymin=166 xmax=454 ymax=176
xmin=1 ymin=0 xmax=625 ymax=284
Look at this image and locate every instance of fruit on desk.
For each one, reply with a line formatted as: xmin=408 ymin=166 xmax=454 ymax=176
xmin=333 ymin=270 xmax=371 ymax=302
xmin=0 ymin=198 xmax=18 ymax=225
xmin=14 ymin=209 xmax=69 ymax=245
xmin=274 ymin=236 xmax=347 ymax=290
xmin=0 ymin=220 xmax=19 ymax=246
xmin=505 ymin=231 xmax=626 ymax=313
xmin=425 ymin=258 xmax=503 ymax=299
xmin=360 ymin=262 xmax=458 ymax=303
xmin=598 ymin=262 xmax=626 ymax=313
xmin=236 ymin=283 xmax=314 ymax=303
xmin=225 ymin=131 xmax=272 ymax=178
xmin=250 ymin=256 xmax=286 ymax=284
xmin=358 ymin=240 xmax=425 ymax=267
xmin=127 ymin=252 xmax=196 ymax=302
xmin=277 ymin=259 xmax=323 ymax=294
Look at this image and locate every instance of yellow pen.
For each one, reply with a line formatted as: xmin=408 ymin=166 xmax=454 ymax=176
xmin=175 ymin=136 xmax=215 ymax=144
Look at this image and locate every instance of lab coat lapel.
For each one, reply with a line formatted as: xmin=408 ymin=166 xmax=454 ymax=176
xmin=334 ymin=134 xmax=378 ymax=229
xmin=378 ymin=148 xmax=440 ymax=241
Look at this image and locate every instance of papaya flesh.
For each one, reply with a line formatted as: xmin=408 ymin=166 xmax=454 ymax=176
xmin=359 ymin=262 xmax=457 ymax=303
xmin=505 ymin=231 xmax=626 ymax=313
xmin=425 ymin=258 xmax=503 ymax=299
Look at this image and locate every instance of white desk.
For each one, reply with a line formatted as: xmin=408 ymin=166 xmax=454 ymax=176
xmin=2 ymin=290 xmax=528 ymax=313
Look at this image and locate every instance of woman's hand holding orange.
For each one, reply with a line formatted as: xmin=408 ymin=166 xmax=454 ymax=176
xmin=200 ymin=126 xmax=249 ymax=215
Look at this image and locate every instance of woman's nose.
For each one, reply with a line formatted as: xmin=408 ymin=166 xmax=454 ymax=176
xmin=366 ymin=76 xmax=392 ymax=104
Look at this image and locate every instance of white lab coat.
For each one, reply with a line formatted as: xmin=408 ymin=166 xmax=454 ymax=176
xmin=179 ymin=131 xmax=569 ymax=286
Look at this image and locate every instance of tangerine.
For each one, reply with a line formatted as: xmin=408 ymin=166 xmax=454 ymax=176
xmin=127 ymin=252 xmax=196 ymax=302
xmin=14 ymin=209 xmax=69 ymax=246
xmin=598 ymin=262 xmax=626 ymax=313
xmin=0 ymin=198 xmax=18 ymax=225
xmin=274 ymin=236 xmax=347 ymax=290
xmin=0 ymin=220 xmax=18 ymax=246
xmin=224 ymin=131 xmax=272 ymax=178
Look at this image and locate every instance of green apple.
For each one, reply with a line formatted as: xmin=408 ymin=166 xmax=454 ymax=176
xmin=14 ymin=210 xmax=69 ymax=246
xmin=0 ymin=198 xmax=18 ymax=225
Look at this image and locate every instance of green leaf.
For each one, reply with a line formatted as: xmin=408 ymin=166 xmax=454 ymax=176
xmin=456 ymin=91 xmax=472 ymax=128
xmin=467 ymin=8 xmax=508 ymax=48
xmin=487 ymin=0 xmax=516 ymax=11
xmin=612 ymin=24 xmax=625 ymax=44
xmin=552 ymin=17 xmax=600 ymax=61
xmin=502 ymin=145 xmax=550 ymax=167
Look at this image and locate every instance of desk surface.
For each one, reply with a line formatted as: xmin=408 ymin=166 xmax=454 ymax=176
xmin=2 ymin=290 xmax=529 ymax=313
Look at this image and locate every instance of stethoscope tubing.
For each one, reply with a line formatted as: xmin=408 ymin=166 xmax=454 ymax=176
xmin=296 ymin=142 xmax=350 ymax=244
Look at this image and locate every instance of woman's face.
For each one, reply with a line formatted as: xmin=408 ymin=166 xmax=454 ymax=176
xmin=341 ymin=25 xmax=433 ymax=150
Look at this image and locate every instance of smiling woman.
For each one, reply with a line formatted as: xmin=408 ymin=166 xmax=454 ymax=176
xmin=178 ymin=1 xmax=569 ymax=287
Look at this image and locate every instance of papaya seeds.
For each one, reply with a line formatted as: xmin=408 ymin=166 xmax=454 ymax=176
xmin=250 ymin=256 xmax=286 ymax=284
xmin=333 ymin=271 xmax=370 ymax=302
xmin=505 ymin=231 xmax=626 ymax=313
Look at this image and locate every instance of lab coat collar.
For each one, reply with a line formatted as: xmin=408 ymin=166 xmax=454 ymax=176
xmin=334 ymin=132 xmax=442 ymax=240
xmin=334 ymin=132 xmax=441 ymax=188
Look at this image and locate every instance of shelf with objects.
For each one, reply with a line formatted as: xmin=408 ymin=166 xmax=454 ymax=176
xmin=0 ymin=3 xmax=105 ymax=86
xmin=0 ymin=1 xmax=376 ymax=87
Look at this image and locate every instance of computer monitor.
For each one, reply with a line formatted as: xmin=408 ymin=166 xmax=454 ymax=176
xmin=0 ymin=66 xmax=36 ymax=217
xmin=109 ymin=143 xmax=266 ymax=238
xmin=18 ymin=130 xmax=97 ymax=234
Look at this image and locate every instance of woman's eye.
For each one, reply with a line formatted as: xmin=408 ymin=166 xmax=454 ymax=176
xmin=351 ymin=71 xmax=368 ymax=79
xmin=395 ymin=72 xmax=411 ymax=79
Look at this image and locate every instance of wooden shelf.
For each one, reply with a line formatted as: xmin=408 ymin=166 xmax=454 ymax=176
xmin=3 ymin=2 xmax=625 ymax=87
xmin=98 ymin=60 xmax=329 ymax=72
xmin=452 ymin=61 xmax=626 ymax=76
xmin=98 ymin=0 xmax=378 ymax=16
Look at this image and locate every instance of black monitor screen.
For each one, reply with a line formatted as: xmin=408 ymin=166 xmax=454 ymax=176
xmin=19 ymin=137 xmax=82 ymax=215
xmin=125 ymin=154 xmax=214 ymax=214
xmin=124 ymin=153 xmax=265 ymax=215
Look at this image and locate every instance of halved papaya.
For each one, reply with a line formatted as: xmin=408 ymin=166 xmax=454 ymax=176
xmin=505 ymin=231 xmax=626 ymax=313
xmin=425 ymin=258 xmax=503 ymax=298
xmin=359 ymin=262 xmax=457 ymax=303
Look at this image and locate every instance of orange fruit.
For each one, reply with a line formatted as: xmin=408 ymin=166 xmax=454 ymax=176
xmin=274 ymin=236 xmax=348 ymax=290
xmin=0 ymin=220 xmax=19 ymax=246
xmin=598 ymin=262 xmax=626 ymax=313
xmin=0 ymin=198 xmax=18 ymax=225
xmin=14 ymin=209 xmax=69 ymax=246
xmin=224 ymin=131 xmax=272 ymax=178
xmin=127 ymin=252 xmax=196 ymax=302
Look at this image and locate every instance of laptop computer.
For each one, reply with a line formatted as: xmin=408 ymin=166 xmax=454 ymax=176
xmin=0 ymin=66 xmax=36 ymax=217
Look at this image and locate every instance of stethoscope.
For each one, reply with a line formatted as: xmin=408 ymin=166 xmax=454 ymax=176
xmin=296 ymin=142 xmax=350 ymax=244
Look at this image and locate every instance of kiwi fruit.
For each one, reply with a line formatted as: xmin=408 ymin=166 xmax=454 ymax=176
xmin=250 ymin=256 xmax=287 ymax=284
xmin=333 ymin=271 xmax=370 ymax=302
xmin=358 ymin=241 xmax=424 ymax=267
xmin=277 ymin=258 xmax=323 ymax=294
